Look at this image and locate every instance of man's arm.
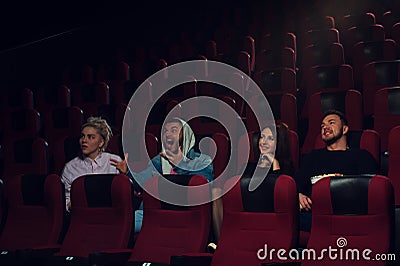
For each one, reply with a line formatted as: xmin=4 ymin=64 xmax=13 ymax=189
xmin=295 ymin=151 xmax=316 ymax=211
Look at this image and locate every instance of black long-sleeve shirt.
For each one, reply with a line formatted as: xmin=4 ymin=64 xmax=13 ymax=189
xmin=295 ymin=148 xmax=378 ymax=197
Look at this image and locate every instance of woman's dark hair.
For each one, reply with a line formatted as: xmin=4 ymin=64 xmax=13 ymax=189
xmin=274 ymin=122 xmax=294 ymax=176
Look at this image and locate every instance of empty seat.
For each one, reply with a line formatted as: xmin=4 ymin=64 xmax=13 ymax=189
xmin=253 ymin=67 xmax=297 ymax=96
xmin=218 ymin=50 xmax=252 ymax=77
xmin=34 ymin=85 xmax=71 ymax=115
xmin=42 ymin=106 xmax=83 ymax=174
xmin=392 ymin=21 xmax=400 ymax=47
xmin=362 ymin=60 xmax=400 ymax=121
xmin=302 ymin=28 xmax=340 ymax=49
xmin=97 ymin=103 xmax=128 ymax=135
xmin=1 ymin=107 xmax=41 ymax=142
xmin=96 ymin=60 xmax=130 ymax=105
xmin=388 ymin=125 xmax=400 ymax=206
xmin=342 ymin=24 xmax=385 ymax=63
xmin=373 ymin=86 xmax=400 ymax=153
xmin=125 ymin=132 xmax=160 ymax=173
xmin=53 ymin=174 xmax=133 ymax=260
xmin=260 ymin=32 xmax=296 ymax=57
xmin=255 ymin=47 xmax=296 ymax=72
xmin=300 ymin=43 xmax=345 ymax=71
xmin=245 ymin=93 xmax=298 ymax=133
xmin=0 ymin=174 xmax=64 ymax=260
xmin=2 ymin=137 xmax=49 ymax=183
xmin=340 ymin=12 xmax=376 ymax=30
xmin=301 ymin=64 xmax=354 ymax=119
xmin=62 ymin=64 xmax=94 ymax=93
xmin=71 ymin=82 xmax=110 ymax=120
xmin=387 ymin=126 xmax=400 ymax=259
xmin=352 ymin=39 xmax=399 ymax=89
xmin=43 ymin=106 xmax=83 ymax=146
xmin=0 ymin=88 xmax=34 ymax=114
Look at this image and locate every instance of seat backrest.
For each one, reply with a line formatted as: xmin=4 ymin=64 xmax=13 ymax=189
xmin=2 ymin=137 xmax=49 ymax=183
xmin=97 ymin=103 xmax=128 ymax=135
xmin=253 ymin=67 xmax=297 ymax=96
xmin=342 ymin=24 xmax=385 ymax=63
xmin=35 ymin=85 xmax=71 ymax=115
xmin=0 ymin=179 xmax=4 ymax=237
xmin=211 ymin=173 xmax=298 ymax=265
xmin=304 ymin=64 xmax=353 ymax=97
xmin=255 ymin=47 xmax=296 ymax=72
xmin=373 ymin=86 xmax=400 ymax=153
xmin=0 ymin=174 xmax=65 ymax=251
xmin=388 ymin=125 xmax=400 ymax=206
xmin=301 ymin=64 xmax=354 ymax=119
xmin=72 ymin=82 xmax=110 ymax=120
xmin=392 ymin=21 xmax=400 ymax=47
xmin=129 ymin=174 xmax=211 ymax=264
xmin=43 ymin=106 xmax=83 ymax=146
xmin=96 ymin=60 xmax=130 ymax=83
xmin=50 ymin=135 xmax=81 ymax=175
xmin=301 ymin=42 xmax=344 ymax=70
xmin=362 ymin=60 xmax=400 ymax=117
xmin=302 ymin=28 xmax=340 ymax=48
xmin=56 ymin=174 xmax=133 ymax=257
xmin=340 ymin=12 xmax=376 ymax=30
xmin=245 ymin=93 xmax=297 ymax=133
xmin=0 ymin=88 xmax=34 ymax=113
xmin=352 ymin=39 xmax=399 ymax=89
xmin=194 ymin=132 xmax=230 ymax=180
xmin=304 ymin=175 xmax=394 ymax=266
xmin=125 ymin=132 xmax=159 ymax=173
xmin=260 ymin=32 xmax=296 ymax=56
xmin=1 ymin=107 xmax=41 ymax=141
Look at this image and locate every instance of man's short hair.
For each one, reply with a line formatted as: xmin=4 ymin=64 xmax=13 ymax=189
xmin=321 ymin=109 xmax=349 ymax=126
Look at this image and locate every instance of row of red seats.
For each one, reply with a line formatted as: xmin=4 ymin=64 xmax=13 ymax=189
xmin=0 ymin=171 xmax=395 ymax=265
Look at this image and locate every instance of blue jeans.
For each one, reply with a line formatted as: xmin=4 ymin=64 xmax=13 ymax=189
xmin=134 ymin=210 xmax=143 ymax=233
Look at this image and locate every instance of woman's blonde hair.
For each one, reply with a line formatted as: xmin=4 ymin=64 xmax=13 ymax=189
xmin=81 ymin=116 xmax=113 ymax=152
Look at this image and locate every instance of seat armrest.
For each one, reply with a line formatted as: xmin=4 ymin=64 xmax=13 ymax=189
xmin=89 ymin=249 xmax=132 ymax=266
xmin=170 ymin=252 xmax=213 ymax=266
xmin=16 ymin=245 xmax=61 ymax=264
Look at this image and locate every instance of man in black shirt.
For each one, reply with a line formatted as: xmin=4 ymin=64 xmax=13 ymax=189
xmin=296 ymin=110 xmax=378 ymax=231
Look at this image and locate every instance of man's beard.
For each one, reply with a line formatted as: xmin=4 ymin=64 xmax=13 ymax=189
xmin=323 ymin=127 xmax=343 ymax=146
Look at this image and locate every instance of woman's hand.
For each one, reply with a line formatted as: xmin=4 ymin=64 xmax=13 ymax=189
xmin=110 ymin=153 xmax=129 ymax=174
xmin=258 ymin=152 xmax=274 ymax=168
xmin=299 ymin=193 xmax=312 ymax=211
